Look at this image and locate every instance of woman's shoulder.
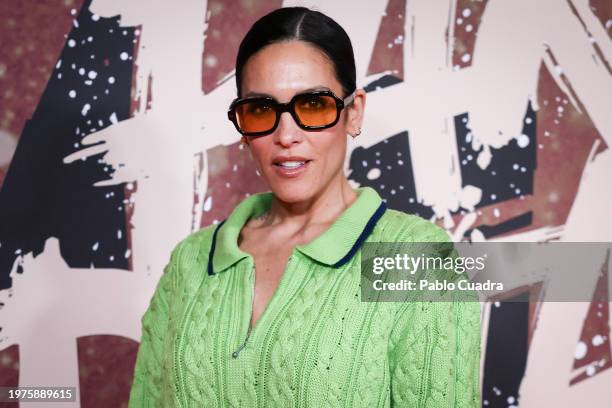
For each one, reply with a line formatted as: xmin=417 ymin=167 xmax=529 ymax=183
xmin=167 ymin=223 xmax=219 ymax=268
xmin=373 ymin=208 xmax=451 ymax=243
xmin=182 ymin=222 xmax=218 ymax=247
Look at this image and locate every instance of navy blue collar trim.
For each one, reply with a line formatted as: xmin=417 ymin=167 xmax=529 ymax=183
xmin=207 ymin=200 xmax=387 ymax=275
xmin=207 ymin=219 xmax=226 ymax=276
xmin=331 ymin=200 xmax=387 ymax=268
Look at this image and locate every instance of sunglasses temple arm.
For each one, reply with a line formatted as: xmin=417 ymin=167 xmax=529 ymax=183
xmin=343 ymin=91 xmax=356 ymax=106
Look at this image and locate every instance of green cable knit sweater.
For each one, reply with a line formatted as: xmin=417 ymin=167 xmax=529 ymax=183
xmin=128 ymin=187 xmax=481 ymax=407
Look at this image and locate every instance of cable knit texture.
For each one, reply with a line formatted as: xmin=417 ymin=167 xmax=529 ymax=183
xmin=128 ymin=187 xmax=481 ymax=407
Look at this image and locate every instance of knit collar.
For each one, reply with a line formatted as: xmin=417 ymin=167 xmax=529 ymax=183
xmin=207 ymin=186 xmax=386 ymax=275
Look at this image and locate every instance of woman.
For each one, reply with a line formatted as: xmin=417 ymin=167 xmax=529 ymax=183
xmin=129 ymin=6 xmax=481 ymax=407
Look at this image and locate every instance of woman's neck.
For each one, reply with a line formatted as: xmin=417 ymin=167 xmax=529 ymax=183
xmin=262 ymin=177 xmax=358 ymax=230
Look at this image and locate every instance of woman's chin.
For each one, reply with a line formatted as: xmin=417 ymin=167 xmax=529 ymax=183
xmin=268 ymin=182 xmax=315 ymax=203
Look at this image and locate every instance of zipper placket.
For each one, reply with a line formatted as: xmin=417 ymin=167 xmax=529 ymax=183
xmin=232 ymin=263 xmax=256 ymax=358
xmin=258 ymin=254 xmax=295 ymax=400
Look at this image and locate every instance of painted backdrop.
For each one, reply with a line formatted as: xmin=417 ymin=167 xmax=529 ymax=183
xmin=1 ymin=0 xmax=611 ymax=406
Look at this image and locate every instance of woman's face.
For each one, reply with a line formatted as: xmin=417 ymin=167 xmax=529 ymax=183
xmin=240 ymin=40 xmax=364 ymax=204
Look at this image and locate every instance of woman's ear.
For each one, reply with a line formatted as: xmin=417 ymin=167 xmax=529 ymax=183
xmin=346 ymin=88 xmax=366 ymax=136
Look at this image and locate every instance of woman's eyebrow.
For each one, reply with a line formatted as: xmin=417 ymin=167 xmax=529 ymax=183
xmin=242 ymin=86 xmax=332 ymax=98
xmin=300 ymin=85 xmax=331 ymax=93
xmin=242 ymin=91 xmax=271 ymax=98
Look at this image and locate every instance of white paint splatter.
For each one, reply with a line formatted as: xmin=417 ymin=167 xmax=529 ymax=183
xmin=0 ymin=129 xmax=17 ymax=167
xmin=460 ymin=185 xmax=482 ymax=210
xmin=592 ymin=334 xmax=604 ymax=346
xmin=367 ymin=168 xmax=381 ymax=180
xmin=516 ymin=133 xmax=530 ymax=148
xmin=81 ymin=103 xmax=91 ymax=116
xmin=476 ymin=145 xmax=492 ymax=169
xmin=575 ymin=341 xmax=587 ymax=359
xmin=203 ymin=196 xmax=212 ymax=212
xmin=204 ymin=55 xmax=218 ymax=68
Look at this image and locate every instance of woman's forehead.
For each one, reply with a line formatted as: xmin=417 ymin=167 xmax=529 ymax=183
xmin=240 ymin=41 xmax=342 ymax=98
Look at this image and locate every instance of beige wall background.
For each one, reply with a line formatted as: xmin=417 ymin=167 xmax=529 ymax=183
xmin=0 ymin=0 xmax=611 ymax=406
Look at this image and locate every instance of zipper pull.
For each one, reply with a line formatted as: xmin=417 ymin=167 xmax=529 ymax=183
xmin=232 ymin=331 xmax=250 ymax=358
xmin=233 ymin=262 xmax=257 ymax=358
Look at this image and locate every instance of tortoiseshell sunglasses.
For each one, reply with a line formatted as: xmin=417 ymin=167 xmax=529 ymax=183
xmin=227 ymin=90 xmax=355 ymax=137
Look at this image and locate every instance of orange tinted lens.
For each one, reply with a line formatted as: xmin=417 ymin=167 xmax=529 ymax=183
xmin=235 ymin=99 xmax=276 ymax=133
xmin=294 ymin=94 xmax=337 ymax=127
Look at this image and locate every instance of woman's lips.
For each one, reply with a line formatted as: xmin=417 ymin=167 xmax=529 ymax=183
xmin=272 ymin=160 xmax=312 ymax=178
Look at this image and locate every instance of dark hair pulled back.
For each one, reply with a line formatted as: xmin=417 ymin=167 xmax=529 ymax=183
xmin=235 ymin=7 xmax=356 ymax=98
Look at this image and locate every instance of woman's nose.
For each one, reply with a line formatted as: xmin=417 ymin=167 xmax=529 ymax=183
xmin=273 ymin=111 xmax=303 ymax=147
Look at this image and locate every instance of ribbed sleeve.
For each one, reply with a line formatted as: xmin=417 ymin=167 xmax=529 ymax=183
xmin=388 ymin=216 xmax=482 ymax=407
xmin=388 ymin=284 xmax=481 ymax=407
xmin=128 ymin=242 xmax=182 ymax=408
